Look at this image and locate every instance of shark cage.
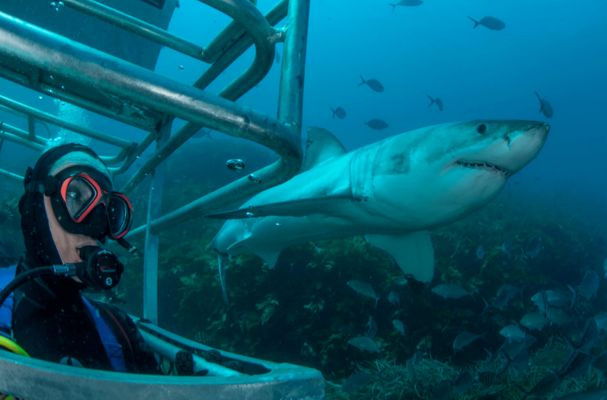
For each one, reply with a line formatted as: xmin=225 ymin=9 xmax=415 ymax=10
xmin=0 ymin=0 xmax=324 ymax=399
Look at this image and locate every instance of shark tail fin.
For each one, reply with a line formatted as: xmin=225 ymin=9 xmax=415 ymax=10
xmin=217 ymin=254 xmax=229 ymax=304
xmin=427 ymin=95 xmax=436 ymax=107
xmin=358 ymin=75 xmax=366 ymax=86
xmin=330 ymin=107 xmax=336 ymax=118
xmin=468 ymin=16 xmax=479 ymax=28
xmin=389 ymin=3 xmax=396 ymax=11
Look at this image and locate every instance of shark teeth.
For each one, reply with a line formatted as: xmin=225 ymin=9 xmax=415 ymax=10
xmin=455 ymin=160 xmax=512 ymax=177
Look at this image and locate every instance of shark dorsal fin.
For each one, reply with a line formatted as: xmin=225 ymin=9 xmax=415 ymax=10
xmin=302 ymin=127 xmax=347 ymax=171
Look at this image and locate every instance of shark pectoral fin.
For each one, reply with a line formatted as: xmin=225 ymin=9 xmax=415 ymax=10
xmin=302 ymin=127 xmax=347 ymax=171
xmin=206 ymin=195 xmax=353 ymax=219
xmin=366 ymin=231 xmax=435 ymax=283
xmin=256 ymin=248 xmax=281 ymax=269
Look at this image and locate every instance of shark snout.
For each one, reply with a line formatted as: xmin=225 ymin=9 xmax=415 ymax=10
xmin=505 ymin=121 xmax=549 ymax=173
xmin=526 ymin=122 xmax=550 ymax=141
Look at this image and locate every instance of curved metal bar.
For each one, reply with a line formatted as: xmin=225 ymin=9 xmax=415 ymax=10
xmin=0 ymin=349 xmax=324 ymax=400
xmin=62 ymin=0 xmax=206 ymax=62
xmin=199 ymin=0 xmax=277 ymax=100
xmin=121 ymin=0 xmax=284 ymax=192
xmin=0 ymin=11 xmax=299 ymax=158
xmin=204 ymin=0 xmax=288 ymax=64
xmin=128 ymin=0 xmax=311 ymax=236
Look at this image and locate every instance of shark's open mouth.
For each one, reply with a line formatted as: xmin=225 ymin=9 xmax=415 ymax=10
xmin=455 ymin=160 xmax=512 ymax=177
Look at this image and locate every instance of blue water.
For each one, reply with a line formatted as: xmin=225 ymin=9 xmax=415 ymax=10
xmin=158 ymin=0 xmax=607 ymax=232
xmin=0 ymin=1 xmax=607 ymax=396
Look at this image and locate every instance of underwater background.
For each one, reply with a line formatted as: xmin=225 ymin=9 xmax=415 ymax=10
xmin=0 ymin=0 xmax=607 ymax=399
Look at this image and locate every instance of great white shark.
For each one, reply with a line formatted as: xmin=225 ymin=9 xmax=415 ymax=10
xmin=211 ymin=120 xmax=549 ymax=289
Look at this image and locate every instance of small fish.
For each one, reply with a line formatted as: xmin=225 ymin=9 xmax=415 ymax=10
xmin=520 ymin=311 xmax=548 ymax=331
xmin=577 ymin=270 xmax=599 ymax=300
xmin=389 ymin=0 xmax=423 ymax=10
xmin=392 ymin=319 xmax=406 ymax=335
xmin=491 ymin=284 xmax=521 ymax=310
xmin=364 ymin=119 xmax=389 ymax=130
xmin=500 ymin=335 xmax=536 ymax=363
xmin=546 ymin=308 xmax=573 ymax=326
xmin=531 ymin=288 xmax=575 ymax=311
xmin=475 ymin=245 xmax=485 ymax=260
xmin=347 ymin=280 xmax=379 ymax=305
xmin=386 ymin=290 xmax=400 ymax=306
xmin=499 ymin=324 xmax=526 ymax=343
xmin=427 ymin=95 xmax=444 ymax=112
xmin=347 ymin=336 xmax=381 ymax=353
xmin=431 ymin=283 xmax=471 ymax=299
xmin=452 ymin=331 xmax=483 ymax=353
xmin=593 ymin=312 xmax=607 ymax=333
xmin=330 ymin=106 xmax=347 ymax=119
xmin=534 ymin=91 xmax=554 ymax=118
xmin=226 ymin=158 xmax=246 ymax=171
xmin=358 ymin=76 xmax=384 ymax=92
xmin=468 ymin=16 xmax=506 ymax=31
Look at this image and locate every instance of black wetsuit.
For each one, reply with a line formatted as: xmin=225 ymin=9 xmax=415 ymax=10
xmin=8 ymin=261 xmax=158 ymax=373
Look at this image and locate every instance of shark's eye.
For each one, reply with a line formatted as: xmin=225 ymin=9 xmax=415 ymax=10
xmin=476 ymin=124 xmax=487 ymax=135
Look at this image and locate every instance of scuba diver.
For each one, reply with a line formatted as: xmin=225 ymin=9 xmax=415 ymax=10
xmin=0 ymin=143 xmax=159 ymax=373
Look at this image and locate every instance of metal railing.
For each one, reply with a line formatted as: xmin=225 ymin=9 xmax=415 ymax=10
xmin=0 ymin=0 xmax=311 ymax=324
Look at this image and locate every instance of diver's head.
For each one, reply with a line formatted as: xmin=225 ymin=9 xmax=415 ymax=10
xmin=18 ymin=143 xmax=132 ymax=269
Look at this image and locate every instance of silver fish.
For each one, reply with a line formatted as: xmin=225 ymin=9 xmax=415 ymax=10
xmin=534 ymin=92 xmax=554 ymax=118
xmin=577 ymin=270 xmax=599 ymax=300
xmin=348 ymin=336 xmax=381 ymax=353
xmin=452 ymin=331 xmax=483 ymax=353
xmin=331 ymin=106 xmax=347 ymax=119
xmin=593 ymin=312 xmax=607 ymax=333
xmin=427 ymin=95 xmax=444 ymax=112
xmin=531 ymin=288 xmax=575 ymax=311
xmin=468 ymin=16 xmax=506 ymax=31
xmin=347 ymin=280 xmax=379 ymax=305
xmin=389 ymin=0 xmax=423 ymax=10
xmin=364 ymin=119 xmax=389 ymax=130
xmin=520 ymin=311 xmax=548 ymax=331
xmin=358 ymin=76 xmax=384 ymax=92
xmin=387 ymin=290 xmax=401 ymax=306
xmin=432 ymin=283 xmax=471 ymax=299
xmin=492 ymin=284 xmax=521 ymax=310
xmin=499 ymin=324 xmax=526 ymax=343
xmin=392 ymin=319 xmax=406 ymax=336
